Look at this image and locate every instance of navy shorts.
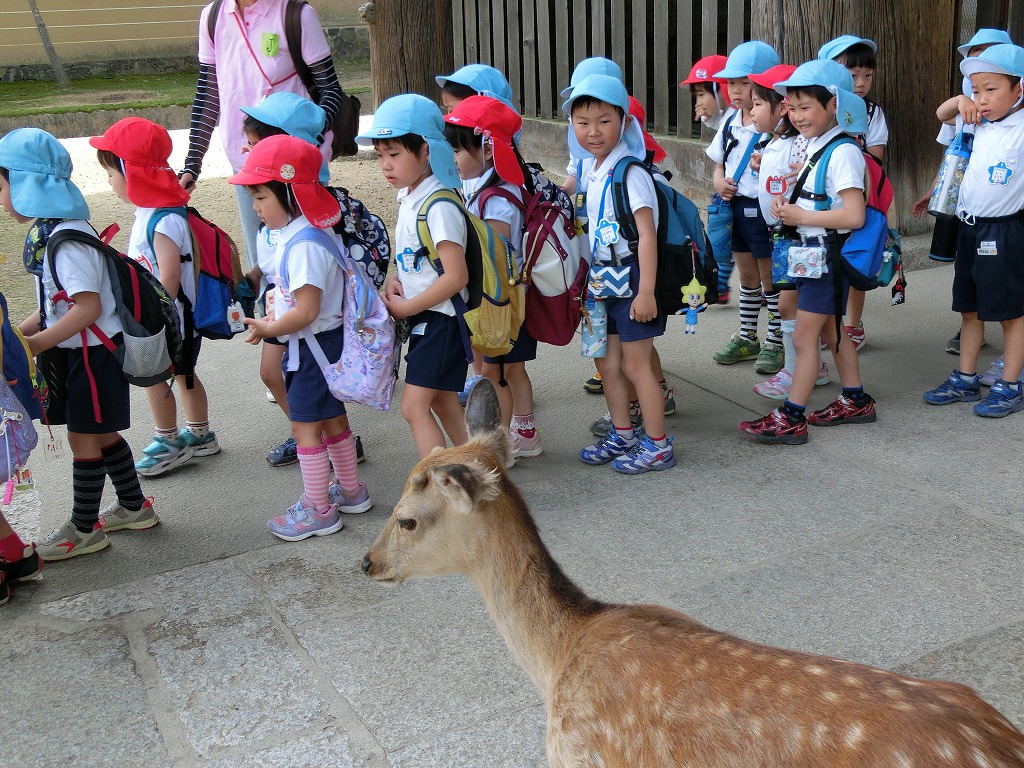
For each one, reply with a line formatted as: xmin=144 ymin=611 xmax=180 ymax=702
xmin=484 ymin=327 xmax=537 ymax=364
xmin=796 ymin=273 xmax=849 ymax=316
xmin=283 ymin=326 xmax=347 ymax=423
xmin=952 ymin=216 xmax=1024 ymax=321
xmin=405 ymin=310 xmax=467 ymax=391
xmin=604 ymin=261 xmax=667 ymax=342
xmin=65 ymin=340 xmax=131 ymax=433
xmin=730 ymin=196 xmax=772 ymax=259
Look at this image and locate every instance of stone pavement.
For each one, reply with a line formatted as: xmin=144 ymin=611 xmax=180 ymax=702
xmin=2 ymin=260 xmax=1023 ymax=767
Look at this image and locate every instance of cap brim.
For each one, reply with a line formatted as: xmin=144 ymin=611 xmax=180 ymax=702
xmin=227 ymin=168 xmax=273 ymax=186
xmin=713 ymin=67 xmax=752 ymax=79
xmin=88 ymin=135 xmax=114 ymax=152
xmin=961 ymin=58 xmax=1018 ymax=79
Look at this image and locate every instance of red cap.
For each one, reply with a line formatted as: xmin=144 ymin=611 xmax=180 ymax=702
xmin=89 ymin=117 xmax=189 ymax=208
xmin=443 ymin=95 xmax=525 ymax=186
xmin=680 ymin=55 xmax=729 ymax=85
xmin=748 ymin=64 xmax=798 ymax=91
xmin=227 ymin=134 xmax=341 ymax=229
xmin=627 ymin=96 xmax=667 ymax=164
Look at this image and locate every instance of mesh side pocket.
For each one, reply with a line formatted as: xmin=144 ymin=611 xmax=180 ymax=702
xmin=121 ymin=329 xmax=172 ymax=380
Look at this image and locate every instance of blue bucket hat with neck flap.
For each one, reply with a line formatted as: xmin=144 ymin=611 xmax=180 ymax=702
xmin=560 ymin=57 xmax=624 ymax=98
xmin=435 ymin=64 xmax=516 ymax=111
xmin=775 ymin=59 xmax=868 ymax=135
xmin=561 ymin=74 xmax=646 ymax=161
xmin=239 ymin=92 xmax=330 ymax=182
xmin=0 ymin=128 xmax=89 ymax=220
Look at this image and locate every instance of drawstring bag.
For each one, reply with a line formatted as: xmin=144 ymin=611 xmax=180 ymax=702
xmin=0 ymin=381 xmax=36 ymax=483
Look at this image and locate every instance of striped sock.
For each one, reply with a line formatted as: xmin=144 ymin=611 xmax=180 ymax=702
xmin=324 ymin=429 xmax=359 ymax=495
xmin=186 ymin=420 xmax=210 ymax=438
xmin=738 ymin=285 xmax=762 ymax=338
xmin=155 ymin=426 xmax=178 ymax=442
xmin=717 ymin=260 xmax=734 ymax=294
xmin=101 ymin=437 xmax=146 ymax=512
xmin=297 ymin=443 xmax=331 ymax=511
xmin=764 ymin=290 xmax=782 ymax=345
xmin=71 ymin=456 xmax=106 ymax=532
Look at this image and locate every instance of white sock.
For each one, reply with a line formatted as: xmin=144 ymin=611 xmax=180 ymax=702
xmin=781 ymin=319 xmax=796 ymax=374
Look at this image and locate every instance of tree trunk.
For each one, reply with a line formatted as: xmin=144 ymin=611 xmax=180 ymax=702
xmin=751 ymin=0 xmax=958 ymax=236
xmin=363 ymin=0 xmax=454 ymax=109
xmin=27 ymin=0 xmax=70 ymax=90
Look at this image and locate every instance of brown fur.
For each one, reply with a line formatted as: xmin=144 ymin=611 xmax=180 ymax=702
xmin=363 ymin=403 xmax=1024 ymax=767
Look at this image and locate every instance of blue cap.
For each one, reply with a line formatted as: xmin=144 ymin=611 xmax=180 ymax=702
xmin=355 ymin=94 xmax=460 ymax=188
xmin=776 ymin=60 xmax=867 ymax=135
xmin=958 ymin=28 xmax=1013 ymax=58
xmin=0 ymin=128 xmax=89 ymax=220
xmin=714 ymin=41 xmax=780 ymax=79
xmin=817 ymin=35 xmax=878 ymax=61
xmin=561 ymin=75 xmax=645 ymax=161
xmin=560 ymin=57 xmax=624 ymax=97
xmin=961 ymin=43 xmax=1024 ymax=80
xmin=435 ymin=64 xmax=515 ymax=110
xmin=239 ymin=93 xmax=329 ymax=182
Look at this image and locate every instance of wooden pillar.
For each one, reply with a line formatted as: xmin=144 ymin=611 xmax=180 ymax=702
xmin=750 ymin=0 xmax=959 ymax=236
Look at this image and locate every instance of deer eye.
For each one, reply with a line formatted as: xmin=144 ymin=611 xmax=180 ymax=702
xmin=397 ymin=518 xmax=417 ymax=531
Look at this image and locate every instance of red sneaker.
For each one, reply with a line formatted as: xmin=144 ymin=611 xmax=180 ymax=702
xmin=739 ymin=409 xmax=808 ymax=445
xmin=845 ymin=324 xmax=866 ymax=350
xmin=808 ymin=395 xmax=876 ymax=426
xmin=717 ymin=289 xmax=731 ymax=305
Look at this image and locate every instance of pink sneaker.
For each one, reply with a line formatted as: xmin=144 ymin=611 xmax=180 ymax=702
xmin=512 ymin=426 xmax=543 ymax=458
xmin=816 ymin=361 xmax=831 ymax=386
xmin=753 ymin=369 xmax=793 ymax=400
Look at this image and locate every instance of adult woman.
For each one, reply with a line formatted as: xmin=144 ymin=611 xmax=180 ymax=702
xmin=179 ymin=0 xmax=344 ymax=269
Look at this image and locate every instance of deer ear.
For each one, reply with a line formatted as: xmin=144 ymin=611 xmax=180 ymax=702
xmin=465 ymin=377 xmax=501 ymax=435
xmin=430 ymin=463 xmax=501 ymax=512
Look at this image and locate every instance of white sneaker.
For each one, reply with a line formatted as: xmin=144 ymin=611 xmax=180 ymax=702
xmin=980 ymin=355 xmax=1005 ymax=387
xmin=816 ymin=361 xmax=831 ymax=386
xmin=37 ymin=519 xmax=110 ymax=561
xmin=266 ymin=389 xmax=277 ymax=403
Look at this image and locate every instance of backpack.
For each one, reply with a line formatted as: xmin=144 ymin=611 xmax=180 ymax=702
xmin=326 ymin=187 xmax=391 ymax=291
xmin=476 ymin=171 xmax=588 ymax=347
xmin=609 ymin=158 xmax=719 ymax=315
xmin=0 ymin=292 xmax=44 ymax=423
xmin=46 ymin=228 xmax=183 ymax=392
xmin=279 ymin=228 xmax=399 ymax=410
xmin=0 ymin=292 xmax=41 ymax=482
xmin=208 ymin=0 xmax=361 ymax=159
xmin=416 ymin=189 xmax=525 ymax=358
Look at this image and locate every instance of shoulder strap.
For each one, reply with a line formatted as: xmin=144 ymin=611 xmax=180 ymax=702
xmin=609 ymin=157 xmax=652 ymax=246
xmin=416 ymin=189 xmax=466 ymax=267
xmin=45 ymin=229 xmax=109 ymax=295
xmin=809 ymin=135 xmax=860 ymax=210
xmin=146 ymin=207 xmax=191 ymax=263
xmin=720 ymin=111 xmax=737 ymax=156
xmin=475 ymin=185 xmax=528 ymax=217
xmin=732 ymin=129 xmax=765 ymax=180
xmin=284 ymin=0 xmax=315 ymax=95
xmin=207 ymin=0 xmax=223 ymax=42
xmin=786 ymin=133 xmax=856 ymax=206
xmin=279 ymin=226 xmax=344 ymax=287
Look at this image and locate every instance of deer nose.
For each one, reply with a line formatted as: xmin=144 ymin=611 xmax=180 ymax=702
xmin=361 ymin=555 xmax=372 ymax=574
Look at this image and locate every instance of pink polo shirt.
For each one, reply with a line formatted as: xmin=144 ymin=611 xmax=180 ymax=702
xmin=199 ymin=0 xmax=333 ymax=172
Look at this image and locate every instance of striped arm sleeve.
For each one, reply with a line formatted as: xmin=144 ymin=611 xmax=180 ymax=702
xmin=308 ymin=56 xmax=343 ymax=142
xmin=182 ymin=63 xmax=221 ymax=180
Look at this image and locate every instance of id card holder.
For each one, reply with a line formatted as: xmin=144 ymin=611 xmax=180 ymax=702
xmin=787 ymin=245 xmax=828 ymax=279
xmin=588 ymin=265 xmax=632 ymax=298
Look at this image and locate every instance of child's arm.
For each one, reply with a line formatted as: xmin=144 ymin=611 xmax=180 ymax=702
xmin=153 ymin=232 xmax=183 ymax=299
xmin=713 ymin=163 xmax=737 ymax=200
xmin=775 ymin=187 xmax=866 ymax=231
xmin=937 ymin=94 xmax=980 ymax=125
xmin=384 ymin=241 xmax=468 ymax=320
xmin=243 ymin=284 xmax=320 ymax=343
xmin=19 ymin=311 xmax=42 ymax=337
xmin=866 ymin=145 xmax=885 ymax=162
xmin=630 ymin=206 xmax=659 ymax=322
xmin=560 ymin=175 xmax=578 ymax=195
xmin=484 ymin=218 xmax=513 ymax=242
xmin=25 ymin=291 xmax=102 ymax=356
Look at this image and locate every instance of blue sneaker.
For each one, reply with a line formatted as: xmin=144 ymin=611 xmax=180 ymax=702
xmin=580 ymin=430 xmax=638 ymax=465
xmin=458 ymin=373 xmax=485 ymax=406
xmin=923 ymin=370 xmax=982 ymax=405
xmin=178 ymin=428 xmax=221 ymax=457
xmin=135 ymin=435 xmax=194 ymax=477
xmin=267 ymin=498 xmax=344 ymax=541
xmin=973 ymin=379 xmax=1024 ymax=418
xmin=612 ymin=435 xmax=676 ymax=474
xmin=267 ymin=436 xmax=298 ymax=467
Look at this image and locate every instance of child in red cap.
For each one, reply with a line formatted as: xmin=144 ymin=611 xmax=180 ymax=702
xmin=90 ymin=117 xmax=220 ymax=490
xmin=680 ymin=55 xmax=732 ymax=130
xmin=230 ymin=134 xmax=370 ymax=541
xmin=443 ymin=95 xmax=543 ymax=460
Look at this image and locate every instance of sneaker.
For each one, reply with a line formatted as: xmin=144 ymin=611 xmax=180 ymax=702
xmin=816 ymin=361 xmax=831 ymax=386
xmin=267 ymin=435 xmax=298 ymax=467
xmin=0 ymin=542 xmax=42 ymax=583
xmin=179 ymin=429 xmax=221 ymax=457
xmin=612 ymin=435 xmax=676 ymax=474
xmin=923 ymin=370 xmax=982 ymax=405
xmin=739 ymin=409 xmax=808 ymax=445
xmin=328 ymin=480 xmax=373 ymax=514
xmin=808 ymin=395 xmax=877 ymax=426
xmin=458 ymin=373 xmax=485 ymax=406
xmin=590 ymin=402 xmax=642 ymax=437
xmin=753 ymin=368 xmax=793 ymax=400
xmin=580 ymin=430 xmax=639 ymax=465
xmin=713 ymin=333 xmax=760 ymax=364
xmin=37 ymin=520 xmax=110 ymax=561
xmin=356 ymin=435 xmax=365 ymax=464
xmin=267 ymin=498 xmax=344 ymax=541
xmin=973 ymin=380 xmax=1024 ymax=418
xmin=946 ymin=331 xmax=961 ymax=355
xmin=583 ymin=373 xmax=604 ymax=394
xmin=717 ymin=289 xmax=730 ymax=305
xmin=135 ymin=435 xmax=194 ymax=477
xmin=512 ymin=426 xmax=543 ymax=458
xmin=662 ymin=385 xmax=676 ymax=416
xmin=980 ymin=355 xmax=1005 ymax=387
xmin=96 ymin=497 xmax=159 ymax=532
xmin=845 ymin=324 xmax=865 ymax=351
xmin=266 ymin=389 xmax=277 ymax=403
xmin=753 ymin=341 xmax=784 ymax=375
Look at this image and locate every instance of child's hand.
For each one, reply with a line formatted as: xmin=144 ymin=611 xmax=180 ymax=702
xmin=776 ymin=202 xmax=806 ymax=227
xmin=958 ymin=95 xmax=982 ymax=125
xmin=785 ymin=162 xmax=802 ymax=183
xmin=912 ymin=191 xmax=931 ymax=219
xmin=384 ymin=275 xmax=404 ymax=302
xmin=242 ymin=316 xmax=272 ymax=344
xmin=715 ymin=176 xmax=738 ymax=200
xmin=694 ymin=102 xmax=709 ymax=122
xmin=629 ymin=291 xmax=658 ymax=323
xmin=770 ymin=194 xmax=787 ymax=220
xmin=383 ymin=293 xmax=412 ymax=320
xmin=749 ymin=153 xmax=762 ymax=172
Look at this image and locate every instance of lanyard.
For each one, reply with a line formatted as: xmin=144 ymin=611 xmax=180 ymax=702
xmin=589 ymin=172 xmax=616 ymax=257
xmin=232 ymin=12 xmax=293 ymax=89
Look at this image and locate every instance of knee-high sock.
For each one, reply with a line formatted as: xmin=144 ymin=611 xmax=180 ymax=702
xmin=71 ymin=457 xmax=106 ymax=532
xmin=324 ymin=429 xmax=359 ymax=494
xmin=102 ymin=437 xmax=146 ymax=512
xmin=738 ymin=285 xmax=762 ymax=337
xmin=297 ymin=443 xmax=331 ymax=511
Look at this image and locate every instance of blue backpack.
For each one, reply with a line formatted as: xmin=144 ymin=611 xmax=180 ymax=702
xmin=609 ymin=157 xmax=718 ymax=313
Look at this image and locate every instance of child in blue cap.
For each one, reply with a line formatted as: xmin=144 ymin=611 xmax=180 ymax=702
xmin=0 ymin=128 xmax=154 ymax=560
xmin=564 ymin=74 xmax=675 ymax=473
xmin=924 ymin=44 xmax=1024 ymax=419
xmin=740 ymin=60 xmax=877 ymax=444
xmin=357 ymin=94 xmax=471 ymax=458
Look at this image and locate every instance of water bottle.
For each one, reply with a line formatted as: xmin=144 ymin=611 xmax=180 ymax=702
xmin=927 ymin=129 xmax=974 ymax=219
xmin=581 ymin=297 xmax=607 ymax=358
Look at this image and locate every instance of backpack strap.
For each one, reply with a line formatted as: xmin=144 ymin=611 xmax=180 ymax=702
xmin=809 ymin=135 xmax=860 ymax=210
xmin=609 ymin=156 xmax=652 ymax=249
xmin=206 ymin=0 xmax=223 ymax=42
xmin=146 ymin=206 xmax=199 ymax=388
xmin=284 ymin=0 xmax=315 ymax=96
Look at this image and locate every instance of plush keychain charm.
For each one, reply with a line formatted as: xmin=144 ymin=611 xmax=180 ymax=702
xmin=679 ymin=276 xmax=708 ymax=335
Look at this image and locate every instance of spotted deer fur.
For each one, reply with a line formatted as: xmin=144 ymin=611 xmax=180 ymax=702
xmin=363 ymin=380 xmax=1024 ymax=768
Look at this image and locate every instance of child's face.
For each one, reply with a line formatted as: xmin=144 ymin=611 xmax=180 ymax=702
xmin=249 ymin=184 xmax=290 ymax=229
xmin=692 ymin=84 xmax=721 ymax=122
xmin=452 ymin=143 xmax=489 ymax=181
xmin=374 ymin=140 xmax=430 ymax=190
xmin=726 ymin=78 xmax=753 ymax=111
xmin=750 ymin=93 xmax=785 ymax=134
xmin=103 ymin=164 xmax=130 ymax=205
xmin=571 ymin=101 xmax=627 ymax=163
xmin=441 ymin=92 xmax=463 ymax=115
xmin=846 ymin=66 xmax=874 ymax=98
xmin=786 ymin=92 xmax=836 ymax=139
xmin=970 ymin=72 xmax=1023 ymax=120
xmin=0 ymin=174 xmax=30 ymax=224
xmin=242 ymin=130 xmax=260 ymax=154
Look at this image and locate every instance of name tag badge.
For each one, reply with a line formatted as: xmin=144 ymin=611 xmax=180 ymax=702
xmin=595 ymin=217 xmax=620 ymax=247
xmin=411 ymin=322 xmax=428 ymax=336
xmin=396 ymin=246 xmax=421 ymax=273
xmin=261 ymin=32 xmax=280 ymax=57
xmin=743 ymin=207 xmax=758 ymax=218
xmin=978 ymin=240 xmax=998 ymax=256
xmin=767 ymin=175 xmax=787 ymax=196
xmin=264 ymin=228 xmax=280 ymax=247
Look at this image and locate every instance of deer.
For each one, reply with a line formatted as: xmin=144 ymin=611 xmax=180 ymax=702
xmin=362 ymin=378 xmax=1024 ymax=768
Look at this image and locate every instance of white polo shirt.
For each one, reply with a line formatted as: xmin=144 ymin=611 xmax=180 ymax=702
xmin=864 ymin=101 xmax=889 ymax=149
xmin=706 ymin=112 xmax=763 ymax=199
xmin=585 ymin=142 xmax=659 ymax=265
xmin=273 ymin=215 xmax=346 ymax=338
xmin=128 ymin=208 xmax=197 ymax=337
xmin=958 ymin=109 xmax=1024 ymax=219
xmin=794 ymin=126 xmax=866 ymax=239
xmin=757 ymin=135 xmax=806 ymax=224
xmin=465 ymin=170 xmax=524 ymax=260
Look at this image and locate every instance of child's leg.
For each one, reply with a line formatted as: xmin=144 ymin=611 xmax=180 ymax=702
xmin=291 ymin=420 xmax=331 ymax=511
xmin=733 ymin=252 xmax=762 ymax=337
xmin=431 ymin=391 xmax=468 ymax=449
xmin=179 ymin=374 xmax=221 ymax=456
xmin=959 ymin=313 xmax=986 ymax=376
xmin=261 ymin=343 xmax=290 ymax=417
xmin=137 ymin=381 xmax=192 ymax=477
xmin=401 ymin=384 xmax=449 ymax=458
xmin=758 ymin=259 xmax=782 ymax=347
xmin=145 ymin=381 xmax=178 ymax=435
xmin=595 ymin=335 xmax=630 ymax=430
xmin=621 ymin=337 xmax=664 ymax=439
xmin=846 ymin=288 xmax=866 ymax=333
xmin=821 ymin=318 xmax=862 ymax=389
xmin=1000 ymin=317 xmax=1024 ymax=382
xmin=788 ymin=311 xmax=830 ymax=408
xmin=323 ymin=415 xmax=372 ymax=512
xmin=506 ymin=363 xmax=534 ymax=420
